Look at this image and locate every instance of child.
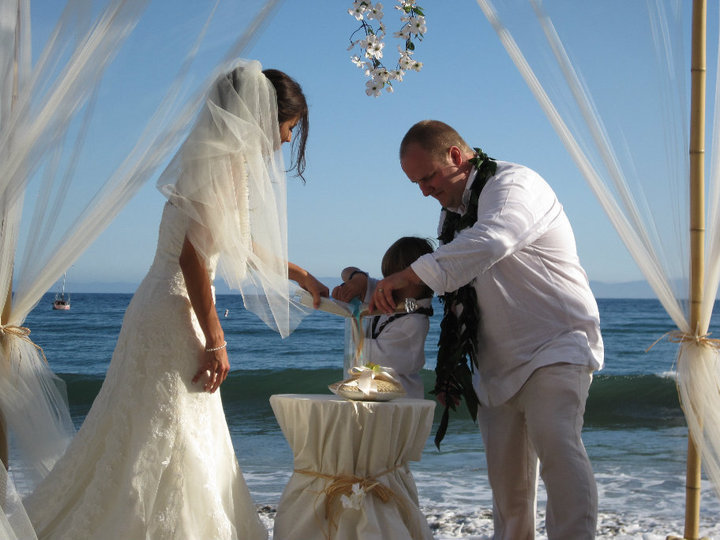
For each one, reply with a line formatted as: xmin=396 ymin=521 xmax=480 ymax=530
xmin=332 ymin=236 xmax=434 ymax=398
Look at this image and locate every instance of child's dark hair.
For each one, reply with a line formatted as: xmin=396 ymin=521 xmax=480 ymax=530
xmin=381 ymin=236 xmax=435 ymax=298
xmin=262 ymin=68 xmax=309 ymax=182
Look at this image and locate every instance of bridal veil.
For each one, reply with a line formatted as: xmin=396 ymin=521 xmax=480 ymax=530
xmin=158 ymin=59 xmax=310 ymax=339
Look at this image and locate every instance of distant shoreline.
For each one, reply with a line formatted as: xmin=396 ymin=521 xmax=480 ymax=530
xmin=57 ymin=278 xmax=671 ymax=299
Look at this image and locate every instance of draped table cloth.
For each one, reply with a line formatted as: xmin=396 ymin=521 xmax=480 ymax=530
xmin=270 ymin=394 xmax=435 ymax=540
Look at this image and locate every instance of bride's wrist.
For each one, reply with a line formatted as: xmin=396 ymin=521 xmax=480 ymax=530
xmin=205 ymin=341 xmax=227 ymax=352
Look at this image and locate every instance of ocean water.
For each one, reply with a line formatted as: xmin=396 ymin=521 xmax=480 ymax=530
xmin=21 ymin=293 xmax=720 ymax=538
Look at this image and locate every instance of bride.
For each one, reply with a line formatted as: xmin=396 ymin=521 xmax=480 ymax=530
xmin=23 ymin=60 xmax=327 ymax=539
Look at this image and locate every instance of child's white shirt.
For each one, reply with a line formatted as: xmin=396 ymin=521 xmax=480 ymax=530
xmin=362 ymin=277 xmax=432 ymax=399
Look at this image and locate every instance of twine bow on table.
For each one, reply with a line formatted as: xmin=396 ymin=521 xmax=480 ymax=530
xmin=295 ymin=464 xmax=409 ymax=540
xmin=0 ymin=324 xmax=47 ymax=363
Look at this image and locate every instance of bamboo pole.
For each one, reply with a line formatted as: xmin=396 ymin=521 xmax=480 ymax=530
xmin=668 ymin=1 xmax=707 ymax=539
xmin=685 ymin=0 xmax=706 ymax=537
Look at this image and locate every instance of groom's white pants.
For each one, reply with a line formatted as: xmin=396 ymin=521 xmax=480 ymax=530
xmin=477 ymin=363 xmax=597 ymax=540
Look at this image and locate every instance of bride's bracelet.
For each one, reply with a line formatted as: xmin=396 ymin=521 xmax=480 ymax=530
xmin=205 ymin=341 xmax=227 ymax=352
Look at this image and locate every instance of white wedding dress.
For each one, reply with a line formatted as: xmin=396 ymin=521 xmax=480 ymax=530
xmin=23 ymin=201 xmax=268 ymax=540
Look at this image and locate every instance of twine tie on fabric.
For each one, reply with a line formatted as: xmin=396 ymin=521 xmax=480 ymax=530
xmin=0 ymin=324 xmax=48 ymax=363
xmin=295 ymin=464 xmax=409 ymax=540
xmin=646 ymin=330 xmax=720 ymax=353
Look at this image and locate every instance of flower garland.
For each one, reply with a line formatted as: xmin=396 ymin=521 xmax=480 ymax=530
xmin=347 ymin=1 xmax=426 ymax=96
xmin=433 ymin=148 xmax=497 ymax=449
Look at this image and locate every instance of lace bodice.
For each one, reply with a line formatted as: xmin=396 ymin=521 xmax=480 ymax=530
xmin=147 ymin=202 xmax=220 ymax=296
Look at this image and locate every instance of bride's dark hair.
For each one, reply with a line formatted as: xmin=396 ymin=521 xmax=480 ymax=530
xmin=262 ymin=69 xmax=309 ymax=182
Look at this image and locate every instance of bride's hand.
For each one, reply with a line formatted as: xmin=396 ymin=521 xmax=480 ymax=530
xmin=301 ymin=273 xmax=329 ymax=308
xmin=193 ymin=347 xmax=230 ymax=393
xmin=288 ymin=263 xmax=329 ymax=308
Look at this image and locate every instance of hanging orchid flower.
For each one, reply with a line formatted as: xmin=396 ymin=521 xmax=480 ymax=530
xmin=347 ymin=0 xmax=426 ymax=96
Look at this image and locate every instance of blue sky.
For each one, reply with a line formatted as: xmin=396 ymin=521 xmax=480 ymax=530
xmin=27 ymin=1 xmax=708 ymax=291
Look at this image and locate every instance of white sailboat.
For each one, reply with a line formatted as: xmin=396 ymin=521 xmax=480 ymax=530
xmin=52 ymin=272 xmax=70 ymax=311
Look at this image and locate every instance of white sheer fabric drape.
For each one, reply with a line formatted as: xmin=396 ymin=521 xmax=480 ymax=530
xmin=0 ymin=1 xmax=281 ymax=537
xmin=475 ymin=0 xmax=720 ymax=503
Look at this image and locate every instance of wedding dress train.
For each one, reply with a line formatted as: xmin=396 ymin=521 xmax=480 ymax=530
xmin=23 ymin=202 xmax=268 ymax=540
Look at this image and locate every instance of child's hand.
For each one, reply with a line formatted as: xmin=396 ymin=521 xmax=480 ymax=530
xmin=332 ymin=271 xmax=367 ymax=303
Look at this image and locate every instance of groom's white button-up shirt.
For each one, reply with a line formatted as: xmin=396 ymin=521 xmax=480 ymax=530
xmin=411 ymin=161 xmax=603 ymax=407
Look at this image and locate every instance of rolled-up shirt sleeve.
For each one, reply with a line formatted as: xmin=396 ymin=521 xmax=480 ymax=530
xmin=412 ymin=162 xmax=562 ymax=295
xmin=410 ymin=160 xmax=603 ymax=406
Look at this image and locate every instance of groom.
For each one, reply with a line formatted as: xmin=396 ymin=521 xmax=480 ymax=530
xmin=370 ymin=120 xmax=604 ymax=539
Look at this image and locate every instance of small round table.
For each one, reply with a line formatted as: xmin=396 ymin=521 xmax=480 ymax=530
xmin=270 ymin=394 xmax=435 ymax=540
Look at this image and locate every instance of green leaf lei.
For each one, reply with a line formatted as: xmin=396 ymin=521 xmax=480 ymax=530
xmin=432 ymin=147 xmax=496 ymax=449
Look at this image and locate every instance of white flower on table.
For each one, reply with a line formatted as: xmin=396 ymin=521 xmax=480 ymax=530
xmin=340 ymin=482 xmax=367 ymax=510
